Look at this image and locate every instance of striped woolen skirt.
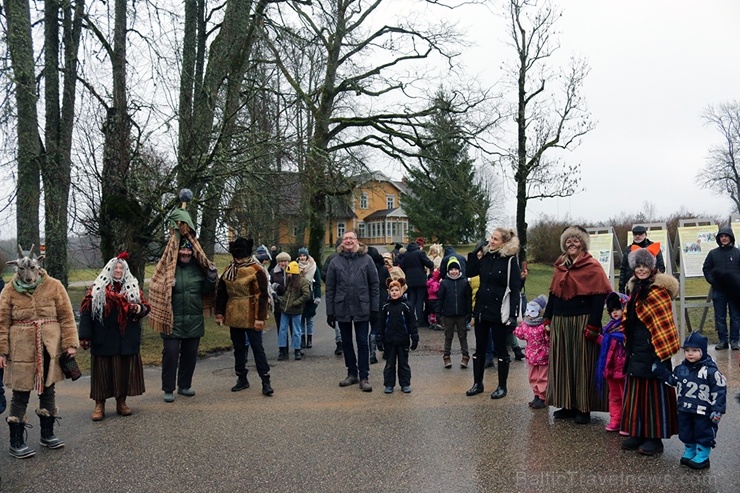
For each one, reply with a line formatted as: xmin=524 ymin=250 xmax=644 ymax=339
xmin=546 ymin=314 xmax=608 ymax=412
xmin=89 ymin=354 xmax=146 ymax=401
xmin=620 ymin=375 xmax=678 ymax=438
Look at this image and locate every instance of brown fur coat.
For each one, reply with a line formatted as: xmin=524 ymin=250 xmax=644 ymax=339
xmin=0 ymin=271 xmax=79 ymax=392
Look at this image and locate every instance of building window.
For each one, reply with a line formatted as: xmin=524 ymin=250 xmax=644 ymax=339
xmin=358 ymin=223 xmax=366 ymax=238
xmin=386 ymin=194 xmax=395 ymax=209
xmin=360 ymin=192 xmax=369 ymax=209
xmin=292 ymin=226 xmax=298 ymax=237
xmin=338 ymin=222 xmax=346 ymax=238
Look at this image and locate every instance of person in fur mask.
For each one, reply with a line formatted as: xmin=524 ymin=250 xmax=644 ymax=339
xmin=465 ymin=228 xmax=521 ymax=400
xmin=620 ymin=243 xmax=680 ymax=456
xmin=543 ymin=226 xmax=612 ymax=424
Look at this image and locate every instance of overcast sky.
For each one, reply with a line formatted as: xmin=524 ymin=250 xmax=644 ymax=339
xmin=392 ymin=0 xmax=740 ymax=227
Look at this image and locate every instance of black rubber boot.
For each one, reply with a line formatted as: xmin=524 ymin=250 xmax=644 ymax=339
xmin=8 ymin=418 xmax=35 ymax=459
xmin=466 ymin=354 xmax=485 ymax=396
xmin=260 ymin=374 xmax=274 ymax=396
xmin=37 ymin=410 xmax=65 ymax=449
xmin=334 ymin=342 xmax=343 ymax=355
xmin=307 ymin=335 xmax=313 ymax=348
xmin=294 ymin=349 xmax=302 ymax=361
xmin=277 ymin=347 xmax=288 ymax=361
xmin=491 ymin=359 xmax=509 ymax=399
xmin=231 ymin=372 xmax=250 ymax=392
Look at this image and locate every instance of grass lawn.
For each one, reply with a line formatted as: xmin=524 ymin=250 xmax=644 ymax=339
xmin=59 ymin=255 xmax=719 ymax=371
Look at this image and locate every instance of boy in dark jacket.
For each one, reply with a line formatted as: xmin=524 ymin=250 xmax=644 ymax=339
xmin=436 ymin=257 xmax=472 ymax=369
xmin=376 ymin=279 xmax=418 ymax=394
xmin=653 ymin=332 xmax=727 ymax=470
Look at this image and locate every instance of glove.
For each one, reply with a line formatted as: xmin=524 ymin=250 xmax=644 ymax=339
xmin=369 ymin=311 xmax=378 ymax=324
xmin=473 ymin=238 xmax=487 ymax=254
xmin=80 ymin=339 xmax=91 ymax=350
xmin=376 ymin=339 xmax=384 ymax=352
xmin=710 ymin=412 xmax=722 ymax=424
xmin=327 ymin=314 xmax=336 ymax=327
xmin=271 ymin=283 xmax=280 ymax=291
xmin=651 ymin=361 xmax=671 ymax=382
xmin=410 ymin=338 xmax=418 ymax=351
xmin=215 ymin=315 xmax=224 ymax=326
xmin=314 ymin=297 xmax=321 ymax=306
xmin=584 ymin=325 xmax=601 ymax=342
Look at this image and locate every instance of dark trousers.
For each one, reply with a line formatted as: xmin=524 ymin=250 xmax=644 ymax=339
xmin=231 ymin=327 xmax=270 ymax=377
xmin=678 ymin=412 xmax=718 ymax=447
xmin=10 ymin=350 xmax=54 ymax=418
xmin=473 ymin=318 xmax=509 ymax=383
xmin=161 ymin=337 xmax=200 ymax=392
xmin=407 ymin=286 xmax=426 ymax=326
xmin=338 ymin=321 xmax=370 ymax=380
xmin=712 ymin=289 xmax=740 ymax=343
xmin=383 ymin=343 xmax=411 ymax=387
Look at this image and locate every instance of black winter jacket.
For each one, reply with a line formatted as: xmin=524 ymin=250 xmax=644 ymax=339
xmin=377 ymin=296 xmax=418 ymax=346
xmin=436 ymin=274 xmax=472 ymax=318
xmin=401 ymin=242 xmax=434 ymax=288
xmin=467 ymin=240 xmax=521 ymax=324
xmin=702 ymin=226 xmax=740 ymax=294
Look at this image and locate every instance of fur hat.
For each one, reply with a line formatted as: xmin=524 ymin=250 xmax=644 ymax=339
xmin=605 ymin=292 xmax=628 ymax=313
xmin=298 ymin=247 xmax=310 ymax=257
xmin=286 ymin=261 xmax=300 ymax=275
xmin=275 ymin=252 xmax=291 ymax=262
xmin=229 ymin=237 xmax=253 ymax=259
xmin=559 ymin=226 xmax=590 ymax=253
xmin=386 ymin=277 xmax=406 ymax=289
xmin=628 ymin=242 xmax=661 ymax=271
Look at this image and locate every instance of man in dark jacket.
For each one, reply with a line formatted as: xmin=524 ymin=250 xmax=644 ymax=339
xmin=326 ymin=231 xmax=380 ymax=392
xmin=702 ymin=226 xmax=740 ymax=350
xmin=401 ymin=241 xmax=434 ymax=327
xmin=618 ymin=225 xmax=666 ymax=293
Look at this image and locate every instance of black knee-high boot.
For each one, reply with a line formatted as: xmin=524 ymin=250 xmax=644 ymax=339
xmin=491 ymin=359 xmax=510 ymax=399
xmin=466 ymin=354 xmax=485 ymax=396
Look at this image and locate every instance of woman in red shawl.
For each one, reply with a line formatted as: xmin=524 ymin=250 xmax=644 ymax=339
xmin=79 ymin=253 xmax=150 ymax=421
xmin=543 ymin=226 xmax=612 ymax=424
xmin=620 ymin=244 xmax=679 ymax=455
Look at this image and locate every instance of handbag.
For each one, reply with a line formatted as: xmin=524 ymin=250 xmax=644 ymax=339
xmin=59 ymin=352 xmax=82 ymax=381
xmin=500 ymin=256 xmax=514 ymax=323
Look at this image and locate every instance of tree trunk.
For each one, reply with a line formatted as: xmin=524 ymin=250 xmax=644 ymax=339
xmin=4 ymin=0 xmax=41 ymax=249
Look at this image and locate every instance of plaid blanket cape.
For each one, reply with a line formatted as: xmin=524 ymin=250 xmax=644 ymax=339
xmin=149 ymin=221 xmax=214 ymax=335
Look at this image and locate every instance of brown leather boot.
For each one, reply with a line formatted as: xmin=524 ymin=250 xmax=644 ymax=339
xmin=91 ymin=401 xmax=105 ymax=421
xmin=116 ymin=397 xmax=132 ymax=416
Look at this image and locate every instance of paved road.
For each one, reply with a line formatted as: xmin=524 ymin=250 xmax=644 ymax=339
xmin=1 ymin=312 xmax=739 ymax=492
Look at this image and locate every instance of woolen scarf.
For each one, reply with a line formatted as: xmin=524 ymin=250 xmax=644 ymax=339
xmin=549 ymin=252 xmax=612 ymax=301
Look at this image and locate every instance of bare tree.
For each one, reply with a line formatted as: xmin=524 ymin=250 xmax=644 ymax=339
xmin=698 ymin=101 xmax=740 ymax=213
xmin=259 ymin=0 xmax=484 ymax=260
xmin=495 ymin=0 xmax=594 ymax=262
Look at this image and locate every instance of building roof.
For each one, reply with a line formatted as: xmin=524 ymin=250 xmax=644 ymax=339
xmin=363 ymin=207 xmax=407 ymax=220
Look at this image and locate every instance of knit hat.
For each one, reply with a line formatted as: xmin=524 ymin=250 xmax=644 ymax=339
xmin=286 ymin=261 xmax=300 ymax=275
xmin=179 ymin=238 xmax=193 ymax=250
xmin=447 ymin=257 xmax=461 ymax=271
xmin=628 ymin=242 xmax=661 ymax=271
xmin=298 ymin=247 xmax=309 ymax=257
xmin=229 ymin=237 xmax=253 ymax=259
xmin=415 ymin=237 xmax=425 ymax=247
xmin=255 ymin=244 xmax=271 ymax=263
xmin=525 ymin=295 xmax=547 ymax=318
xmin=682 ymin=332 xmax=708 ymax=359
xmin=275 ymin=252 xmax=291 ymax=262
xmin=559 ymin=226 xmax=590 ymax=253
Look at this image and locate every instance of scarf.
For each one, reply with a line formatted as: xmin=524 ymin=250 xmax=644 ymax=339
xmin=12 ymin=274 xmax=43 ymax=294
xmin=523 ymin=314 xmax=544 ymax=326
xmin=82 ymin=282 xmax=140 ymax=335
xmin=149 ymin=222 xmax=213 ymax=334
xmin=626 ymin=278 xmax=680 ymax=361
xmin=299 ymin=256 xmax=317 ymax=284
xmin=223 ymin=257 xmax=257 ymax=282
xmin=595 ymin=318 xmax=625 ymax=392
xmin=91 ymin=257 xmax=140 ymax=324
xmin=549 ymin=252 xmax=612 ymax=301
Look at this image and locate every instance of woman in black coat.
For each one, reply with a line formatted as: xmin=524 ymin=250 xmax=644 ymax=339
xmin=465 ymin=228 xmax=520 ymax=399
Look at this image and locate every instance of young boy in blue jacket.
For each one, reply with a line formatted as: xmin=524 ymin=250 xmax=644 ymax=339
xmin=653 ymin=332 xmax=726 ymax=470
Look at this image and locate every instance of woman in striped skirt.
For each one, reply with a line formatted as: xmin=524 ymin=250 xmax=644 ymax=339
xmin=543 ymin=226 xmax=612 ymax=424
xmin=79 ymin=253 xmax=150 ymax=421
xmin=620 ymin=244 xmax=679 ymax=455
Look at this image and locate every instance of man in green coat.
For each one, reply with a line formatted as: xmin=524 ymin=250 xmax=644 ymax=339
xmin=161 ymin=239 xmax=218 ymax=402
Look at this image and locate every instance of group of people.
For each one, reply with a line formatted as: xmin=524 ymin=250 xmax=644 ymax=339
xmin=0 ymin=219 xmax=731 ymax=472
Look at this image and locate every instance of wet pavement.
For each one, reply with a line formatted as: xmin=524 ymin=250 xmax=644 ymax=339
xmin=1 ymin=313 xmax=739 ymax=492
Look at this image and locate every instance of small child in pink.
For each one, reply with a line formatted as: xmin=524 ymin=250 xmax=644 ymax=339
xmin=426 ymin=269 xmax=442 ymax=329
xmin=513 ymin=295 xmax=549 ymax=409
xmin=595 ymin=292 xmax=628 ymax=433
